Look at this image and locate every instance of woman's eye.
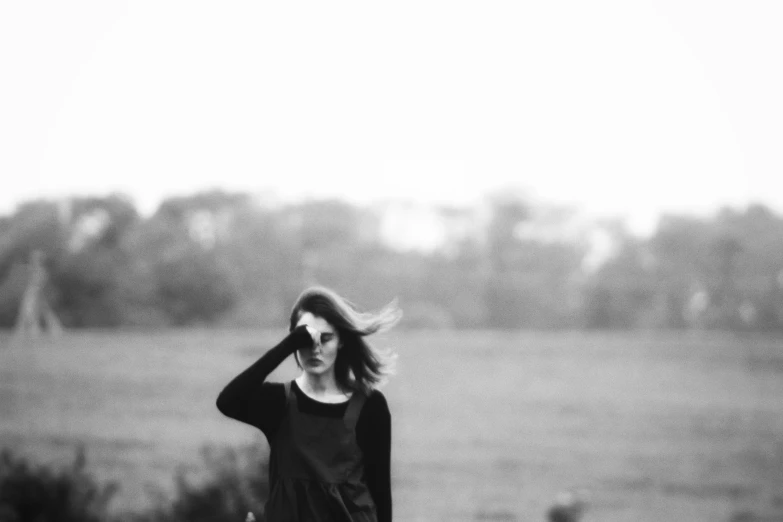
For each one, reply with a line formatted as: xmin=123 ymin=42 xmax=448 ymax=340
xmin=322 ymin=334 xmax=333 ymax=343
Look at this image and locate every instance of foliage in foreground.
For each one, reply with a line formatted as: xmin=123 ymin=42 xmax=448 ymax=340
xmin=0 ymin=446 xmax=117 ymax=522
xmin=0 ymin=445 xmax=269 ymax=522
xmin=127 ymin=445 xmax=269 ymax=522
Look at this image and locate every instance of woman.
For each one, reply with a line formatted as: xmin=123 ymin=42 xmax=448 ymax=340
xmin=216 ymin=286 xmax=401 ymax=522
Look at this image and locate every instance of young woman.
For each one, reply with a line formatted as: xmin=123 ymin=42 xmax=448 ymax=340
xmin=216 ymin=287 xmax=401 ymax=522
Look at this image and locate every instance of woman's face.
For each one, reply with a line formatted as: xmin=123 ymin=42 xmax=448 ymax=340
xmin=295 ymin=312 xmax=341 ymax=377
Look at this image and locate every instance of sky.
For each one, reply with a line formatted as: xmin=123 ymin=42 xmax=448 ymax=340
xmin=1 ymin=1 xmax=781 ymax=236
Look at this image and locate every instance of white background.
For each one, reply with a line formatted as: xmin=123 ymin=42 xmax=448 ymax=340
xmin=1 ymin=1 xmax=781 ymax=236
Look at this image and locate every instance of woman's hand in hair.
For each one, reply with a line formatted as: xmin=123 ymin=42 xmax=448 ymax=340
xmin=296 ymin=320 xmax=322 ymax=347
xmin=306 ymin=325 xmax=321 ymax=346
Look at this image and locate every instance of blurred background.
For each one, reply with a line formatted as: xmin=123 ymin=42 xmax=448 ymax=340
xmin=1 ymin=1 xmax=782 ymax=521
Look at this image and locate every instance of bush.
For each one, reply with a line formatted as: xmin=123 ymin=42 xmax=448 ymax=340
xmin=0 ymin=446 xmax=118 ymax=522
xmin=126 ymin=444 xmax=269 ymax=522
xmin=0 ymin=444 xmax=269 ymax=522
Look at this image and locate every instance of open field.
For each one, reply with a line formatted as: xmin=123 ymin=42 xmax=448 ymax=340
xmin=2 ymin=329 xmax=783 ymax=521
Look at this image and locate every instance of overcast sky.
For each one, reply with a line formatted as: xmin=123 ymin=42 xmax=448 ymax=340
xmin=1 ymin=1 xmax=781 ymax=234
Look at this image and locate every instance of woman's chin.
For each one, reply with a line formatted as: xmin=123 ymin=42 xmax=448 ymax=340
xmin=304 ymin=366 xmax=327 ymax=376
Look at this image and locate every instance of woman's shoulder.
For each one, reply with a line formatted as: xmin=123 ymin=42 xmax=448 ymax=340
xmin=356 ymin=388 xmax=391 ymax=434
xmin=264 ymin=380 xmax=287 ymax=391
xmin=262 ymin=380 xmax=288 ymax=399
xmin=362 ymin=388 xmax=390 ymax=414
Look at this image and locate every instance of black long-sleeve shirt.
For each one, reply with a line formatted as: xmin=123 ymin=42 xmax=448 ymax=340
xmin=216 ymin=326 xmax=392 ymax=522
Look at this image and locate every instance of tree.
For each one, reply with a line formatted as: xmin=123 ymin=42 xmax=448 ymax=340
xmin=48 ymin=195 xmax=140 ymax=327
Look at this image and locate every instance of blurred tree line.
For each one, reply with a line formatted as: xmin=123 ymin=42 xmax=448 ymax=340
xmin=1 ymin=190 xmax=782 ymax=332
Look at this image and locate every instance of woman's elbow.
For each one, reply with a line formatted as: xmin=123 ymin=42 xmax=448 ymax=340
xmin=215 ymin=390 xmax=235 ymax=417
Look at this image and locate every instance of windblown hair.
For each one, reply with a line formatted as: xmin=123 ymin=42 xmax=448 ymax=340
xmin=289 ymin=286 xmax=402 ymax=395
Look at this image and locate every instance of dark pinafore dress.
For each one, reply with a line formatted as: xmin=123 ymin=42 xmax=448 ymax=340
xmin=264 ymin=381 xmax=377 ymax=522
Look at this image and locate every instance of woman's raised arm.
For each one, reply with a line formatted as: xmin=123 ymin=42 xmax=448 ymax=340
xmin=216 ymin=325 xmax=312 ymax=430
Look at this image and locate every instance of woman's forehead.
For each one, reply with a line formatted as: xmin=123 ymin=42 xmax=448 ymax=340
xmin=297 ymin=311 xmax=336 ymax=333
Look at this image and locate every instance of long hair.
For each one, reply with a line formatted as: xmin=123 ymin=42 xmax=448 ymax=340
xmin=289 ymin=286 xmax=401 ymax=395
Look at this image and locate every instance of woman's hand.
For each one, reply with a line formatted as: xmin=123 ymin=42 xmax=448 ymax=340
xmin=302 ymin=324 xmax=321 ymax=347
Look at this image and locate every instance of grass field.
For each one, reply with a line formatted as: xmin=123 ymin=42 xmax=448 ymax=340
xmin=2 ymin=329 xmax=783 ymax=522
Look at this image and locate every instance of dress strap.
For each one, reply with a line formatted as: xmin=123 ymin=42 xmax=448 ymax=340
xmin=343 ymin=390 xmax=367 ymax=431
xmin=284 ymin=380 xmax=294 ymax=409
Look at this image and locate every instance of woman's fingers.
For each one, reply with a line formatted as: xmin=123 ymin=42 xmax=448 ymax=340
xmin=304 ymin=325 xmax=321 ymax=346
